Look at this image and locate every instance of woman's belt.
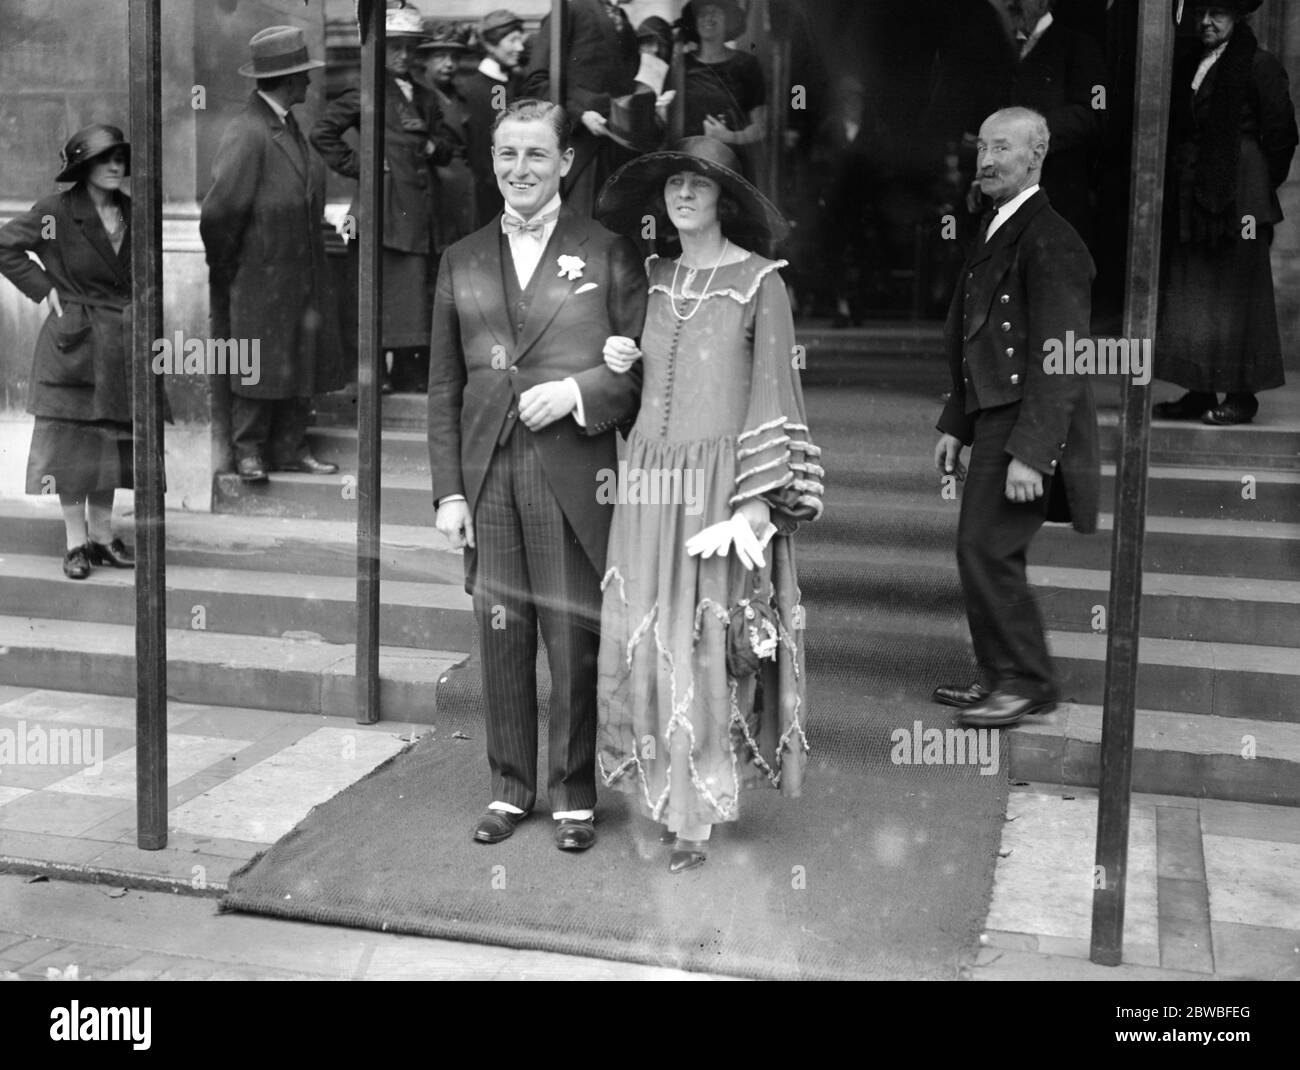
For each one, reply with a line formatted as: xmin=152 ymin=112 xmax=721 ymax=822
xmin=59 ymin=291 xmax=128 ymax=312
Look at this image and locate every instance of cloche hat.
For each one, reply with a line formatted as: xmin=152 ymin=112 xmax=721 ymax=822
xmin=56 ymin=124 xmax=130 ymax=183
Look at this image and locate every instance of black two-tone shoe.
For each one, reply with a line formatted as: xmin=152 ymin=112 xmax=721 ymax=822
xmin=87 ymin=537 xmax=135 ymax=568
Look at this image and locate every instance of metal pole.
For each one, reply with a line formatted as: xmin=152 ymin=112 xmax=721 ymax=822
xmin=1090 ymin=0 xmax=1174 ymax=965
xmin=355 ymin=1 xmax=385 ymax=724
xmin=129 ymin=0 xmax=167 ymax=850
xmin=549 ymin=0 xmax=563 ymax=106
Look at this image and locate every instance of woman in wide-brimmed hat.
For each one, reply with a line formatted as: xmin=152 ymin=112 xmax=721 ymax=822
xmin=593 ymin=138 xmax=823 ymax=872
xmin=0 ymin=125 xmax=139 ymax=579
xmin=1153 ymin=0 xmax=1297 ymax=425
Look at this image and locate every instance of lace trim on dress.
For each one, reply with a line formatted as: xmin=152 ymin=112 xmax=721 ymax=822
xmin=736 ymin=434 xmax=790 ymax=461
xmin=601 ymin=565 xmax=628 ymax=605
xmin=729 ymin=472 xmax=793 ymax=508
xmin=737 ymin=415 xmax=788 ymax=444
xmin=647 ymin=258 xmax=790 ymax=306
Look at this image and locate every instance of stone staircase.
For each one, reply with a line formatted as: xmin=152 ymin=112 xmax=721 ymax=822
xmin=0 ymin=333 xmax=1295 ymax=806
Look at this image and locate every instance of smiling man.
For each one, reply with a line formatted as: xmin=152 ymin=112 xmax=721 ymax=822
xmin=427 ymin=98 xmax=646 ymax=851
xmin=931 ymin=106 xmax=1099 ymax=729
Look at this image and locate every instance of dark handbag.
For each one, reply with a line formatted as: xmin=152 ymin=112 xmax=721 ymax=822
xmin=726 ymin=573 xmax=781 ymax=679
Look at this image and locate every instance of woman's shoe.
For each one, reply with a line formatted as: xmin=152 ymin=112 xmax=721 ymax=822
xmin=668 ymin=839 xmax=708 ymax=873
xmin=87 ymin=537 xmax=135 ymax=568
xmin=1202 ymin=394 xmax=1258 ymax=426
xmin=1153 ymin=391 xmax=1217 ymax=420
xmin=659 ymin=826 xmax=677 ymax=846
xmin=63 ymin=545 xmax=91 ymax=580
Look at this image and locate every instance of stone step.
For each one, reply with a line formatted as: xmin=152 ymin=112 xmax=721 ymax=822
xmin=308 ymin=425 xmax=429 ymax=475
xmin=0 ymin=553 xmax=473 ymax=653
xmin=1009 ymin=703 xmax=1300 ymax=807
xmin=1050 ymin=630 xmax=1298 ymax=723
xmin=1100 ymin=411 xmax=1300 ymax=471
xmin=1029 ymin=565 xmax=1300 ymax=648
xmin=0 ymin=615 xmax=461 ymax=724
xmin=0 ymin=500 xmax=462 ymax=585
xmin=212 ymin=469 xmax=434 ymax=524
xmin=1101 ymin=463 xmax=1300 ymax=523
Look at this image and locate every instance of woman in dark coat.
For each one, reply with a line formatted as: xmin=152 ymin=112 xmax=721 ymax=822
xmin=1154 ymin=0 xmax=1298 ymax=425
xmin=678 ymin=0 xmax=766 ymax=176
xmin=0 ymin=125 xmax=136 ymax=579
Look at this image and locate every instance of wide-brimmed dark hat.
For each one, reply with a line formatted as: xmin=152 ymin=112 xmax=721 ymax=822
xmin=56 ymin=124 xmax=130 ymax=183
xmin=1181 ymin=0 xmax=1263 ymax=17
xmin=681 ymin=0 xmax=747 ymax=42
xmin=419 ymin=23 xmax=473 ymax=52
xmin=605 ymin=90 xmax=662 ymax=154
xmin=238 ymin=25 xmax=326 ymax=78
xmin=595 ymin=136 xmax=789 ymax=251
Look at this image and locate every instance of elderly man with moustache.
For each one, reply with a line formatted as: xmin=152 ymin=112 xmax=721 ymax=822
xmin=932 ymin=106 xmax=1099 ymax=729
xmin=427 ymin=98 xmax=646 ymax=851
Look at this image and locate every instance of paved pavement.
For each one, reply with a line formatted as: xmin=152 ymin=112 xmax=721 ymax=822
xmin=0 ymin=686 xmax=1296 ymax=981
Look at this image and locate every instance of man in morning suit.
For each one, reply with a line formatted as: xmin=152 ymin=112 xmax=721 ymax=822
xmin=932 ymin=107 xmax=1099 ymax=728
xmin=427 ymin=98 xmax=646 ymax=850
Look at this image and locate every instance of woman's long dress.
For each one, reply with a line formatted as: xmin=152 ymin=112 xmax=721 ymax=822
xmin=596 ymin=253 xmax=824 ymax=831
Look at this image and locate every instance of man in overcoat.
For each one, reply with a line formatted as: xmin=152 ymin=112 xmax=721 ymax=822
xmin=200 ymin=26 xmax=345 ymax=482
xmin=932 ymin=107 xmax=1099 ymax=728
xmin=427 ymin=99 xmax=645 ymax=851
xmin=521 ymin=0 xmax=641 ymax=216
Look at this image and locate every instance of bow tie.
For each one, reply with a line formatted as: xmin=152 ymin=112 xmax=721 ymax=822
xmin=502 ymin=209 xmax=559 ymax=237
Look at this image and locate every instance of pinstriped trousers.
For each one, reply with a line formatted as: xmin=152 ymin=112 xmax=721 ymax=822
xmin=472 ymin=426 xmax=603 ymax=812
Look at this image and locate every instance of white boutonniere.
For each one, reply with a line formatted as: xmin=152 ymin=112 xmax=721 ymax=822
xmin=556 ymin=255 xmax=585 ymax=281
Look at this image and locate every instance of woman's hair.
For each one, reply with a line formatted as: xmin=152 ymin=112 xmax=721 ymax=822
xmin=491 ymin=98 xmax=572 ymax=153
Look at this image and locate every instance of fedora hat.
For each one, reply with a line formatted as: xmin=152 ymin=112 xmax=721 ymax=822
xmin=56 ymin=124 xmax=130 ymax=183
xmin=681 ymin=0 xmax=747 ymax=42
xmin=596 ymin=135 xmax=789 ymax=253
xmin=418 ymin=23 xmax=473 ymax=52
xmin=238 ymin=25 xmax=326 ymax=78
xmin=386 ymin=5 xmax=430 ymax=39
xmin=605 ymin=90 xmax=663 ymax=155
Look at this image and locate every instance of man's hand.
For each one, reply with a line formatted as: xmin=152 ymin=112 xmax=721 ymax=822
xmin=603 ymin=335 xmax=642 ymax=374
xmin=45 ymin=289 xmax=63 ymax=318
xmin=435 ymin=499 xmax=475 ymax=550
xmin=1005 ymin=458 xmax=1044 ymax=503
xmin=934 ymin=434 xmax=967 ymax=482
xmin=581 ymin=110 xmax=609 ymax=137
xmin=519 ymin=380 xmax=577 ymax=431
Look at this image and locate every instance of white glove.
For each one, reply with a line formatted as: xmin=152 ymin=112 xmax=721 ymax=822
xmin=685 ymin=514 xmax=767 ymax=571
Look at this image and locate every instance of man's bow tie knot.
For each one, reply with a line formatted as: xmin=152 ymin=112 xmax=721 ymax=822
xmin=502 ymin=209 xmax=560 ymax=237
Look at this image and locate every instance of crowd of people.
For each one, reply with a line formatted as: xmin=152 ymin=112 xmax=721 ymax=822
xmin=0 ymin=1 xmax=1294 ymax=870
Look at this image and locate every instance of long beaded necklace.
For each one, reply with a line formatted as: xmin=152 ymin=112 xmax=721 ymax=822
xmin=669 ymin=239 xmax=730 ymax=322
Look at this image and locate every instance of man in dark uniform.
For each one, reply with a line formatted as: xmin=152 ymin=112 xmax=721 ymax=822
xmin=522 ymin=0 xmax=641 ymax=216
xmin=460 ymin=9 xmax=527 ymax=228
xmin=932 ymin=107 xmax=1100 ymax=728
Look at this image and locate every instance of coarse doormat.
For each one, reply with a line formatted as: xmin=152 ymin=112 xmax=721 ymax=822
xmin=221 ymin=661 xmax=1008 ymax=980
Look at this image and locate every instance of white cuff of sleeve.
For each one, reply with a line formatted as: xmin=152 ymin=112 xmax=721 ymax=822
xmin=437 ymin=494 xmax=467 ymax=508
xmin=563 ymin=377 xmax=586 ymax=426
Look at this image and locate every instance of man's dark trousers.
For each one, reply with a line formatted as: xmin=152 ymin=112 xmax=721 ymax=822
xmin=472 ymin=425 xmax=602 ymax=813
xmin=230 ymin=395 xmax=311 ymax=465
xmin=957 ymin=402 xmax=1057 ymax=703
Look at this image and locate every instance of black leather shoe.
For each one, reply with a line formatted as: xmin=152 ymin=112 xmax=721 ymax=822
xmin=554 ymin=817 xmax=596 ymax=851
xmin=274 ymin=455 xmax=339 ymax=475
xmin=931 ymin=682 xmax=991 ymax=708
xmin=237 ymin=456 xmax=268 ymax=482
xmin=472 ymin=808 xmax=528 ymax=844
xmin=87 ymin=537 xmax=134 ymax=568
xmin=1202 ymin=397 xmax=1258 ymax=426
xmin=668 ymin=839 xmax=708 ymax=873
xmin=1153 ymin=392 xmax=1217 ymax=421
xmin=956 ymin=691 xmax=1056 ymax=728
xmin=62 ymin=545 xmax=91 ymax=580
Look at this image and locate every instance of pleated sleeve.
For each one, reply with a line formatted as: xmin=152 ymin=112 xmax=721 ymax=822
xmin=729 ymin=261 xmax=825 ymax=526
